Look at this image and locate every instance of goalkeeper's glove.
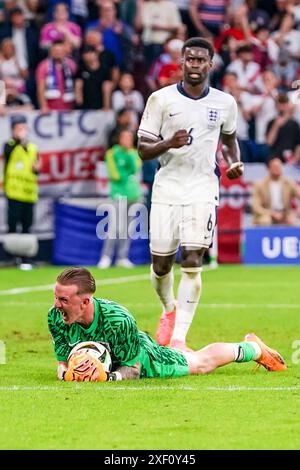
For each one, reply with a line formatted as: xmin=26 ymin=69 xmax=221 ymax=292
xmin=64 ymin=351 xmax=107 ymax=382
xmin=63 ymin=352 xmax=121 ymax=382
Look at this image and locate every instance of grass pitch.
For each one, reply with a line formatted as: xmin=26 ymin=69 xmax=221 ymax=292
xmin=0 ymin=264 xmax=300 ymax=450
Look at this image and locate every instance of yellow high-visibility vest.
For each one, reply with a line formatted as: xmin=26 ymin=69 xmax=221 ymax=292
xmin=4 ymin=141 xmax=39 ymax=203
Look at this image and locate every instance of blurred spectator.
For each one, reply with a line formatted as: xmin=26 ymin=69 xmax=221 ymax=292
xmin=3 ymin=114 xmax=40 ymax=234
xmin=245 ymin=0 xmax=270 ymax=31
xmin=75 ymin=44 xmax=113 ymax=110
xmin=40 ymin=2 xmax=82 ymax=52
xmin=238 ymin=5 xmax=279 ymax=70
xmin=145 ymin=38 xmax=173 ymax=92
xmin=222 ymin=71 xmax=254 ymax=162
xmin=83 ymin=28 xmax=120 ymax=85
xmin=108 ymin=107 xmax=137 ymax=147
xmin=271 ymin=48 xmax=299 ymax=92
xmin=252 ymin=157 xmax=300 ymax=226
xmin=288 ymin=83 xmax=300 ymax=125
xmin=226 ymin=43 xmax=261 ymax=93
xmin=135 ymin=0 xmax=183 ymax=67
xmin=157 ymin=38 xmax=183 ymax=87
xmin=0 ymin=38 xmax=26 ymax=93
xmin=0 ymin=6 xmax=40 ymax=104
xmin=97 ymin=129 xmax=142 ymax=269
xmin=36 ymin=39 xmax=77 ymax=112
xmin=87 ymin=0 xmax=138 ymax=71
xmin=214 ymin=5 xmax=248 ymax=52
xmin=118 ymin=0 xmax=138 ymax=28
xmin=249 ymin=70 xmax=278 ymax=162
xmin=189 ymin=0 xmax=228 ymax=39
xmin=172 ymin=0 xmax=198 ymax=37
xmin=19 ymin=0 xmax=47 ymax=26
xmin=112 ymin=71 xmax=144 ymax=120
xmin=0 ymin=82 xmax=33 ymax=115
xmin=0 ymin=7 xmax=39 ymax=70
xmin=266 ymin=93 xmax=300 ymax=164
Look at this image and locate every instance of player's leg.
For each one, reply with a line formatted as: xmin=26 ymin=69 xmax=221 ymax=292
xmin=170 ymin=247 xmax=205 ymax=351
xmin=183 ymin=335 xmax=286 ymax=374
xmin=170 ymin=203 xmax=217 ymax=350
xmin=150 ymin=203 xmax=179 ymax=345
xmin=151 ymin=253 xmax=177 ymax=345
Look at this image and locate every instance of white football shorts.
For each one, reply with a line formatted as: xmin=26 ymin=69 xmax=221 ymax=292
xmin=150 ymin=202 xmax=217 ymax=256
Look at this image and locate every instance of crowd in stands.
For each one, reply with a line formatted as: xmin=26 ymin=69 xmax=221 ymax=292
xmin=0 ymin=0 xmax=300 ymax=165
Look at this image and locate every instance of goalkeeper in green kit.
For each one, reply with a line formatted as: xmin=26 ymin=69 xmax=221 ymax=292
xmin=48 ymin=268 xmax=287 ymax=382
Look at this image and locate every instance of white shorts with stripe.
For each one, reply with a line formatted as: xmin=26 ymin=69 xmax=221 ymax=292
xmin=150 ymin=202 xmax=217 ymax=256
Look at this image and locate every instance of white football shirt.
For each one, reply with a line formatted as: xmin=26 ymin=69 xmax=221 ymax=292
xmin=137 ymin=83 xmax=238 ymax=205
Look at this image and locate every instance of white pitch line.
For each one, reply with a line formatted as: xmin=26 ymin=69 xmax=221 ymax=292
xmin=0 ymin=273 xmax=151 ymax=296
xmin=0 ymin=385 xmax=298 ymax=392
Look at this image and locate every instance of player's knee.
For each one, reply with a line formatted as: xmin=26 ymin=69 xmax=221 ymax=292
xmin=196 ymin=355 xmax=215 ymax=374
xmin=181 ymin=248 xmax=205 ymax=268
xmin=152 ymin=260 xmax=173 ymax=277
xmin=186 ymin=351 xmax=214 ymax=375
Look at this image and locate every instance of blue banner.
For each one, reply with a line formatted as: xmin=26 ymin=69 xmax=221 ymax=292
xmin=53 ymin=202 xmax=151 ymax=266
xmin=243 ymin=227 xmax=300 ymax=265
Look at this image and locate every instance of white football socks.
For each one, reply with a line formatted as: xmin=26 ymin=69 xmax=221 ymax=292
xmin=150 ymin=264 xmax=176 ymax=314
xmin=171 ymin=268 xmax=202 ymax=343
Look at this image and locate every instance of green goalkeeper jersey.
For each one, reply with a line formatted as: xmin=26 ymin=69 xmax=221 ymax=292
xmin=48 ymin=298 xmax=189 ymax=379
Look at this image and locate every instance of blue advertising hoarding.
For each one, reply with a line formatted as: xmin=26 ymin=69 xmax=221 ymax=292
xmin=243 ymin=227 xmax=300 ymax=264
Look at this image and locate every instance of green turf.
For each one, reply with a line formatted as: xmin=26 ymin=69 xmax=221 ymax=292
xmin=0 ymin=264 xmax=300 ymax=450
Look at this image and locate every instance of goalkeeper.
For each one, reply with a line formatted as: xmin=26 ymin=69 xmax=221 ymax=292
xmin=48 ymin=267 xmax=286 ymax=382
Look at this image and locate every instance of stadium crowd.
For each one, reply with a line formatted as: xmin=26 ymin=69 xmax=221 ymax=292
xmin=0 ymin=0 xmax=300 ymax=166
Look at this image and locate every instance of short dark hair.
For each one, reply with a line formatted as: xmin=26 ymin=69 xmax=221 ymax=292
xmin=10 ymin=7 xmax=24 ymax=17
xmin=11 ymin=114 xmax=27 ymax=129
xmin=56 ymin=267 xmax=96 ymax=295
xmin=277 ymin=93 xmax=289 ymax=104
xmin=182 ymin=37 xmax=214 ymax=59
xmin=52 ymin=39 xmax=65 ymax=47
xmin=81 ymin=44 xmax=97 ymax=54
xmin=236 ymin=44 xmax=253 ymax=54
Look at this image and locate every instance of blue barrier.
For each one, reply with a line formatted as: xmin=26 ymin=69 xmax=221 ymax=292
xmin=243 ymin=227 xmax=300 ymax=265
xmin=53 ymin=201 xmax=151 ymax=266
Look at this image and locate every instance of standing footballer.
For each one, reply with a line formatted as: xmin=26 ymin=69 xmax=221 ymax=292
xmin=137 ymin=37 xmax=244 ymax=351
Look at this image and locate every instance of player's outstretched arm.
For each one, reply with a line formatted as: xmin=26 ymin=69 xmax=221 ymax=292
xmin=137 ymin=131 xmax=189 ymax=161
xmin=220 ymin=131 xmax=244 ymax=180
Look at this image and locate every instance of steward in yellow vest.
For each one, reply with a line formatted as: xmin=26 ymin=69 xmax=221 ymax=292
xmin=3 ymin=116 xmax=39 ymax=233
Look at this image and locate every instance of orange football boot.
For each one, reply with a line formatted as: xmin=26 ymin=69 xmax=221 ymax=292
xmin=155 ymin=309 xmax=176 ymax=346
xmin=244 ymin=333 xmax=287 ymax=372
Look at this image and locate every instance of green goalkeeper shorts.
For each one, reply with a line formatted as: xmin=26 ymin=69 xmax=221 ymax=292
xmin=138 ymin=332 xmax=189 ymax=378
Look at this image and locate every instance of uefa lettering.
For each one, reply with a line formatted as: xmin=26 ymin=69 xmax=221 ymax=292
xmin=262 ymin=236 xmax=300 ymax=259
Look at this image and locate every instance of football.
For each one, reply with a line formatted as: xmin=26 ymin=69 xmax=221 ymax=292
xmin=68 ymin=341 xmax=112 ymax=373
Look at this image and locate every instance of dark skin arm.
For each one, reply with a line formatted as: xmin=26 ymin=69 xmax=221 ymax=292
xmin=138 ymin=130 xmax=244 ymax=179
xmin=220 ymin=131 xmax=244 ymax=179
xmin=137 ymin=130 xmax=189 ymax=161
